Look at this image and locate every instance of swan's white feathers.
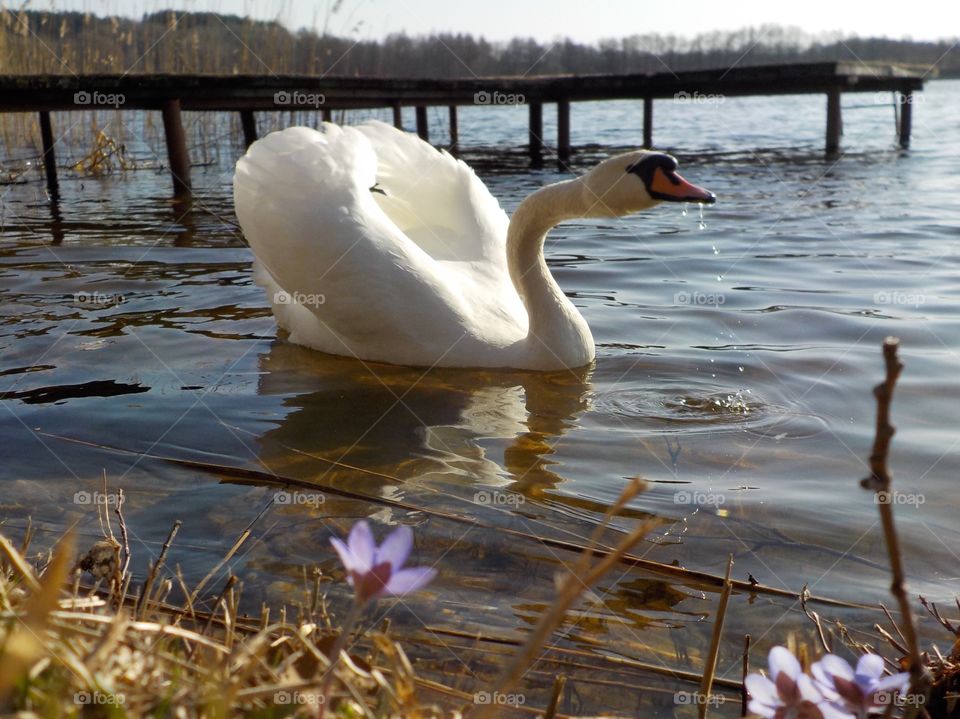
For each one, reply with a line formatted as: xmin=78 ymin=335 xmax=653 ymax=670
xmin=234 ymin=122 xmax=525 ymax=366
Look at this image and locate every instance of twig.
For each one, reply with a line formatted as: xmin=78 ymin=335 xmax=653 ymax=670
xmin=859 ymin=338 xmax=927 ymax=713
xmin=543 ymin=674 xmax=566 ymax=719
xmin=136 ymin=520 xmax=181 ymax=620
xmin=473 ymin=514 xmax=658 ymax=719
xmin=740 ymin=635 xmax=750 ymax=717
xmin=188 ymin=574 xmax=238 ymax=659
xmin=114 ymin=488 xmax=131 ymax=581
xmin=699 ymin=555 xmax=734 ymax=719
xmin=920 ymin=596 xmax=958 ymax=637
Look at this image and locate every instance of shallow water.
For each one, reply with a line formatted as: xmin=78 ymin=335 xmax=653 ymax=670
xmin=2 ymin=80 xmax=959 ymax=716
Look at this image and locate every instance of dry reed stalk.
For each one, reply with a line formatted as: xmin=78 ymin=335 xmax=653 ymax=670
xmin=698 ymin=555 xmax=734 ymax=719
xmin=859 ymin=341 xmax=925 ymax=676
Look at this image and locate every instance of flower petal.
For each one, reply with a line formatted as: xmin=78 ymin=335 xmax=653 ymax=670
xmin=347 ymin=521 xmax=375 ymax=572
xmin=798 ymin=673 xmax=824 ymax=703
xmin=854 ymin=653 xmax=885 ymax=684
xmin=745 ymin=674 xmax=780 ymax=708
xmin=330 ymin=536 xmax=361 ymax=576
xmin=352 ymin=561 xmax=393 ymax=603
xmin=376 ymin=524 xmax=413 ymax=571
xmin=814 ymin=654 xmax=855 ymax=682
xmin=747 ymin=697 xmax=777 ymax=718
xmin=873 ymin=672 xmax=910 ymax=694
xmin=770 ymin=646 xmax=802 ymax=680
xmin=383 ymin=566 xmax=436 ymax=595
xmin=818 ymin=701 xmax=856 ymax=719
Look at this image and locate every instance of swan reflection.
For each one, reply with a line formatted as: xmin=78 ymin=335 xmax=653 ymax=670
xmin=254 ymin=340 xmax=592 ymax=500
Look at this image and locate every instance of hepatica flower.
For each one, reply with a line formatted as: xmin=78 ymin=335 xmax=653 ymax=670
xmin=745 ymin=646 xmax=826 ymax=719
xmin=330 ymin=520 xmax=436 ymax=603
xmin=811 ymin=653 xmax=910 ymax=718
xmin=746 ymin=646 xmax=913 ymax=719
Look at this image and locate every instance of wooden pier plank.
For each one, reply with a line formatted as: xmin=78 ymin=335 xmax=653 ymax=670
xmin=239 ymin=109 xmax=257 ymax=148
xmin=826 ymin=86 xmax=842 ymax=154
xmin=0 ymin=62 xmax=924 ymax=188
xmin=528 ymin=101 xmax=543 ymax=160
xmin=415 ymin=105 xmax=428 ymax=141
xmin=38 ymin=110 xmax=59 ymax=198
xmin=557 ymin=99 xmax=570 ymax=162
xmin=161 ymin=98 xmax=191 ymax=197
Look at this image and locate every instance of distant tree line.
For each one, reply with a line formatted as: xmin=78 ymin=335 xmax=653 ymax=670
xmin=1 ymin=9 xmax=957 ymax=77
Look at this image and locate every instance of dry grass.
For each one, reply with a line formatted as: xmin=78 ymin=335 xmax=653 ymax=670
xmin=0 ymin=500 xmax=454 ymax=717
xmin=0 ymin=476 xmax=670 ymax=718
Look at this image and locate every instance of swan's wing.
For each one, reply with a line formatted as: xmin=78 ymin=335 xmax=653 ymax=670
xmin=353 ymin=121 xmax=510 ymax=264
xmin=233 ymin=124 xmax=522 ymax=365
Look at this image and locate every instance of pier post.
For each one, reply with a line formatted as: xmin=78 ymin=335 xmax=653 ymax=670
xmin=161 ymin=98 xmax=191 ymax=197
xmin=448 ymin=105 xmax=458 ymax=155
xmin=528 ymin=101 xmax=543 ymax=162
xmin=415 ymin=105 xmax=429 ymax=142
xmin=322 ymin=108 xmax=332 ymax=123
xmin=38 ymin=110 xmax=59 ymax=198
xmin=825 ymin=87 xmax=842 ymax=155
xmin=392 ymin=102 xmax=403 ymax=130
xmin=239 ymin=110 xmax=257 ymax=148
xmin=898 ymin=89 xmax=913 ymax=149
xmin=643 ymin=97 xmax=653 ymax=148
xmin=557 ymin=99 xmax=570 ymax=162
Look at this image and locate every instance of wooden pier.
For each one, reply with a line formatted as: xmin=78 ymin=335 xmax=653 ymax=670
xmin=0 ymin=62 xmax=924 ymax=199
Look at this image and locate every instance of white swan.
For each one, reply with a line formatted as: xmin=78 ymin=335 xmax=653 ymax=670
xmin=233 ymin=121 xmax=714 ymax=371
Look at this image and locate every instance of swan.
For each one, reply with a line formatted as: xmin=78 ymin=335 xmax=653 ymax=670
xmin=233 ymin=121 xmax=714 ymax=371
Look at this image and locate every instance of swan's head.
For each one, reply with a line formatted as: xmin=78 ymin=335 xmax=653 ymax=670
xmin=580 ymin=151 xmax=716 ymax=217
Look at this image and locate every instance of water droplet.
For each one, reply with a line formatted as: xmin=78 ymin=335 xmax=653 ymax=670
xmin=681 ymin=203 xmax=688 ymax=217
xmin=712 ymin=245 xmax=719 ymax=255
xmin=698 ymin=203 xmax=706 ymax=230
xmin=738 ymin=366 xmax=744 ymax=372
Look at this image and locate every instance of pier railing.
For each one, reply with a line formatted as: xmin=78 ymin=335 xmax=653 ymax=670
xmin=0 ymin=62 xmax=924 ymax=199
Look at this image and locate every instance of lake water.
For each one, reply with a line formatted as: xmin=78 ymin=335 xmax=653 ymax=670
xmin=2 ymin=80 xmax=959 ymax=716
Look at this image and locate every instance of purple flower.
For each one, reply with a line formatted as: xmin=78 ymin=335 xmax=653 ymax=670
xmin=811 ymin=653 xmax=910 ymax=718
xmin=330 ymin=521 xmax=436 ymax=603
xmin=745 ymin=646 xmax=826 ymax=719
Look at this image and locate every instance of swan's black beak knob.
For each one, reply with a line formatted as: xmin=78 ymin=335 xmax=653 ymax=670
xmin=628 ymin=154 xmax=716 ymax=204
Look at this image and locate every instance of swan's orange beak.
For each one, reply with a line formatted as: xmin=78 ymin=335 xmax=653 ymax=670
xmin=650 ymin=167 xmax=716 ymax=204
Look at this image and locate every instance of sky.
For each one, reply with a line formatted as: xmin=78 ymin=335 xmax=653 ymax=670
xmin=26 ymin=0 xmax=960 ymax=43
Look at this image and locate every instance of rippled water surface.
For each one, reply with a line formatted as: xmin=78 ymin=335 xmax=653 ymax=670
xmin=2 ymin=80 xmax=959 ymax=716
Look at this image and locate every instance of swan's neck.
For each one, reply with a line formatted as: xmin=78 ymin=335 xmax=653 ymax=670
xmin=507 ymin=178 xmax=594 ymax=369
